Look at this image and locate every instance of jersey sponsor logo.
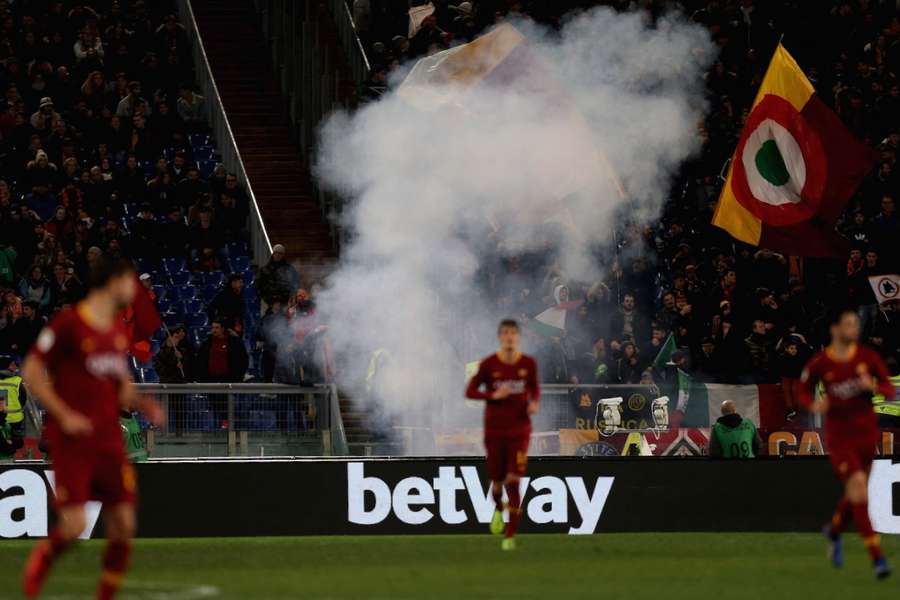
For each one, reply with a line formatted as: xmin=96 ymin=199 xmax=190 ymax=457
xmin=85 ymin=352 xmax=130 ymax=379
xmin=493 ymin=379 xmax=526 ymax=394
xmin=0 ymin=469 xmax=101 ymax=538
xmin=828 ymin=377 xmax=868 ymax=400
xmin=346 ymin=462 xmax=613 ymax=534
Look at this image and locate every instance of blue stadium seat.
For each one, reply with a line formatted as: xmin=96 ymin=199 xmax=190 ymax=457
xmin=227 ymin=241 xmax=250 ymax=257
xmin=163 ymin=313 xmax=184 ymax=328
xmin=188 ymin=133 xmax=211 ymax=148
xmin=241 ymin=271 xmax=255 ymax=287
xmin=162 ymin=257 xmax=187 ymax=274
xmin=163 ymin=147 xmax=177 ymax=161
xmin=156 ymin=297 xmax=173 ymax=313
xmin=192 ymin=146 xmax=215 ymax=161
xmin=229 ymin=256 xmax=250 ymax=273
xmin=184 ymin=298 xmax=204 ymax=314
xmin=201 ymin=285 xmax=219 ymax=300
xmin=169 ymin=271 xmax=193 ymax=286
xmin=186 ymin=313 xmax=209 ymax=329
xmin=172 ymin=286 xmax=197 ymax=301
xmin=201 ymin=271 xmax=225 ymax=287
xmin=135 ymin=257 xmax=158 ymax=273
xmin=197 ymin=160 xmax=217 ymax=180
xmin=152 ymin=285 xmax=167 ymax=301
xmin=141 ymin=369 xmax=160 ymax=383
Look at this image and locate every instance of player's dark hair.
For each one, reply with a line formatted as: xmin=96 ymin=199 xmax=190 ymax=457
xmin=827 ymin=306 xmax=858 ymax=326
xmin=88 ymin=256 xmax=135 ymax=289
xmin=498 ymin=319 xmax=519 ymax=333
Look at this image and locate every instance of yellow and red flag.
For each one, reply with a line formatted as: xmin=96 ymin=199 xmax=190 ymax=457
xmin=712 ymin=44 xmax=878 ymax=257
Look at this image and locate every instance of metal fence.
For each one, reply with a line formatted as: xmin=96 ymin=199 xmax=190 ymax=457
xmin=175 ymin=0 xmax=273 ymax=264
xmin=136 ymin=383 xmax=347 ymax=458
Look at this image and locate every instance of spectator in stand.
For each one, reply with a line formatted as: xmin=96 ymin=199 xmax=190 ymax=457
xmin=258 ymin=296 xmax=288 ymax=382
xmin=208 ymin=274 xmax=246 ymax=336
xmin=49 ymin=262 xmax=84 ymax=306
xmin=177 ymin=84 xmax=205 ymax=130
xmin=10 ymin=301 xmax=45 ymax=356
xmin=256 ymin=244 xmax=301 ymax=304
xmin=154 ymin=324 xmax=193 ymax=384
xmin=743 ymin=319 xmax=774 ymax=383
xmin=18 ymin=266 xmax=52 ymax=310
xmin=609 ymin=293 xmax=648 ymax=347
xmin=116 ymin=81 xmax=151 ymax=118
xmin=161 ymin=207 xmax=190 ymax=257
xmin=196 ymin=319 xmax=248 ymax=383
xmin=777 ymin=333 xmax=811 ymax=422
xmin=613 ymin=341 xmax=643 ymax=384
xmin=30 ymin=97 xmax=62 ymax=131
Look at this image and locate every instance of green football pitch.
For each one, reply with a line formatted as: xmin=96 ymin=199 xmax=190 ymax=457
xmin=1 ymin=533 xmax=898 ymax=599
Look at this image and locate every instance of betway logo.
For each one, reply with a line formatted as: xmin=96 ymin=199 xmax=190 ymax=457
xmin=0 ymin=469 xmax=101 ymax=538
xmin=347 ymin=462 xmax=613 ymax=534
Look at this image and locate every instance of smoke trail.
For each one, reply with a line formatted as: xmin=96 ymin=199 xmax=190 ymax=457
xmin=314 ymin=7 xmax=714 ymax=452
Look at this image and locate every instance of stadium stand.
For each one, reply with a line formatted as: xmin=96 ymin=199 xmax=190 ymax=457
xmin=349 ymin=0 xmax=900 ymax=407
xmin=0 ymin=0 xmax=271 ymax=386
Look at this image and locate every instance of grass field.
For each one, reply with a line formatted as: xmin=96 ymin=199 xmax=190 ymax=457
xmin=0 ymin=533 xmax=898 ymax=599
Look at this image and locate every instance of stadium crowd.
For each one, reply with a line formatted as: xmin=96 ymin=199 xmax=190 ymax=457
xmin=0 ymin=0 xmax=318 ymax=388
xmin=351 ymin=0 xmax=900 ymax=408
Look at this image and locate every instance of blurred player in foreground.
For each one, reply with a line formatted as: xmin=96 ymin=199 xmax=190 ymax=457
xmin=22 ymin=258 xmax=164 ymax=599
xmin=800 ymin=308 xmax=895 ymax=579
xmin=465 ymin=319 xmax=539 ymax=551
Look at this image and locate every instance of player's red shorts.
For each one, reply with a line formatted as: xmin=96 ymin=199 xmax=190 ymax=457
xmin=485 ymin=433 xmax=530 ymax=482
xmin=51 ymin=446 xmax=137 ymax=508
xmin=827 ymin=428 xmax=879 ymax=482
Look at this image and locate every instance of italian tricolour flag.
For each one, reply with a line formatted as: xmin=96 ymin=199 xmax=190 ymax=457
xmin=712 ymin=44 xmax=877 ymax=257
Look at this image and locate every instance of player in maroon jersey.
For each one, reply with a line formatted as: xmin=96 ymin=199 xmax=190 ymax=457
xmin=21 ymin=258 xmax=164 ymax=599
xmin=799 ymin=308 xmax=895 ymax=579
xmin=465 ymin=319 xmax=539 ymax=551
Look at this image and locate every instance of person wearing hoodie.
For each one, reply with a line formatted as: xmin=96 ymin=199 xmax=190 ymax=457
xmin=777 ymin=334 xmax=811 ymax=421
xmin=709 ymin=400 xmax=762 ymax=458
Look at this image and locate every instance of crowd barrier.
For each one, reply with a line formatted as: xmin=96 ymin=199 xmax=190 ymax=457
xmin=3 ymin=457 xmax=899 ymax=538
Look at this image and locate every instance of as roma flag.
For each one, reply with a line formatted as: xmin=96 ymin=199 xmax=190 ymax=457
xmin=712 ymin=44 xmax=878 ymax=257
xmin=121 ymin=274 xmax=162 ymax=362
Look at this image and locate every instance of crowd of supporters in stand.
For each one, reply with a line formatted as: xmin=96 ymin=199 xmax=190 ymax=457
xmin=351 ymin=0 xmax=900 ymax=407
xmin=0 ymin=0 xmax=274 ymax=386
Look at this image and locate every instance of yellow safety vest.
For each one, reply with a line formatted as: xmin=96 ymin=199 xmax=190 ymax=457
xmin=873 ymin=375 xmax=900 ymax=417
xmin=0 ymin=375 xmax=24 ymax=424
xmin=365 ymin=349 xmax=389 ymax=395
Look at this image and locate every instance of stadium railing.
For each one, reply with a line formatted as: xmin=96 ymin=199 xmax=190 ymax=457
xmin=250 ymin=0 xmax=370 ymax=247
xmin=135 ymin=383 xmax=349 ymax=458
xmin=175 ymin=0 xmax=274 ymax=264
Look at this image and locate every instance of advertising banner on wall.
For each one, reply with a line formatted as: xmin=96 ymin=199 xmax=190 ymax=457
xmin=4 ymin=457 xmax=898 ymax=539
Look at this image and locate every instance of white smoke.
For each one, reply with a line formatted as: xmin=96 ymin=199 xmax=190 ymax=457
xmin=314 ymin=7 xmax=714 ymax=451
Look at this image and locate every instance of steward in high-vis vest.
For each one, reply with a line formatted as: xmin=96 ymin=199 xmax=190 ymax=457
xmin=709 ymin=400 xmax=763 ymax=458
xmin=873 ymin=374 xmax=900 ymax=428
xmin=0 ymin=369 xmax=27 ymax=452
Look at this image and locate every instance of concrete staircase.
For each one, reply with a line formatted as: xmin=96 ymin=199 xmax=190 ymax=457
xmin=191 ymin=0 xmax=335 ymax=267
xmin=192 ymin=0 xmax=380 ymax=454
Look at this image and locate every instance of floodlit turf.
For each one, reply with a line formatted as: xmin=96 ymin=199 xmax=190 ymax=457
xmin=1 ymin=533 xmax=898 ymax=599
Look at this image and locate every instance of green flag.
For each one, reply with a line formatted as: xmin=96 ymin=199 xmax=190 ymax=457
xmin=652 ymin=334 xmax=677 ymax=373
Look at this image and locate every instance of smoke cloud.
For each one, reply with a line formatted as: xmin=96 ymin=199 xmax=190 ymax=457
xmin=314 ymin=7 xmax=714 ymax=452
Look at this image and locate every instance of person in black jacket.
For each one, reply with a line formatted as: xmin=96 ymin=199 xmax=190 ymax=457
xmin=207 ymin=274 xmax=245 ymax=335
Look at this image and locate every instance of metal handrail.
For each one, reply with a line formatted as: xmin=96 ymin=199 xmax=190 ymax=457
xmin=332 ymin=0 xmax=371 ymax=84
xmin=175 ymin=0 xmax=273 ymax=263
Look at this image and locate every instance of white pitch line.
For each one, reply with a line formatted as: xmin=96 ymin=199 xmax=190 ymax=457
xmin=45 ymin=578 xmax=220 ymax=600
